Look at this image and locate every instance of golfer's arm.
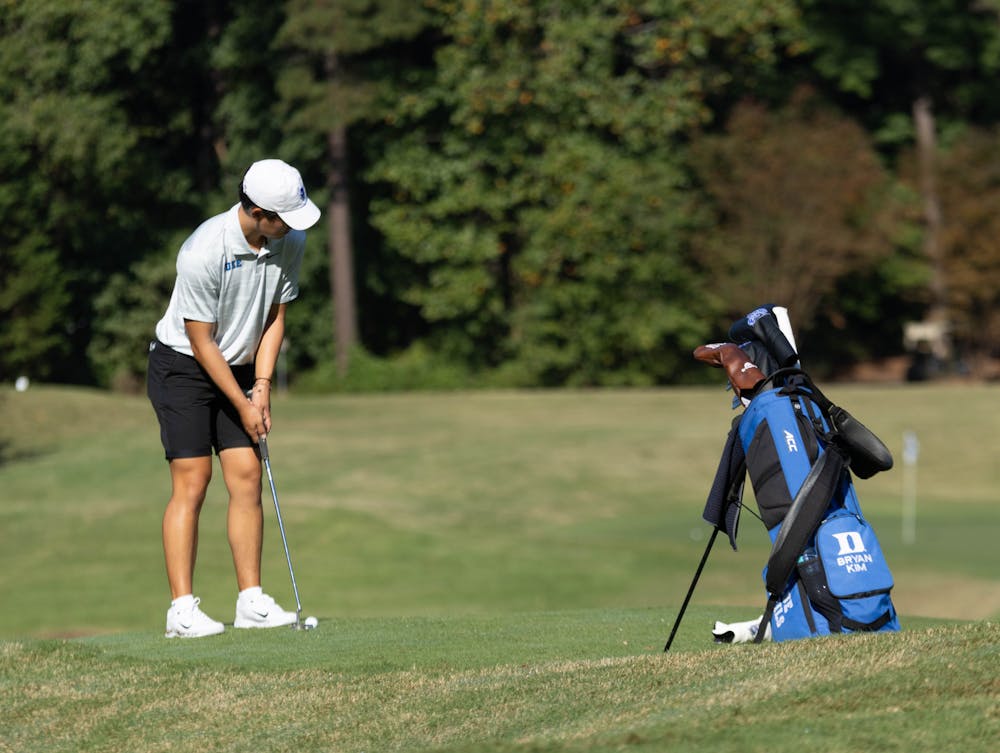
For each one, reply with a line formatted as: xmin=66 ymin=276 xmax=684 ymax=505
xmin=184 ymin=320 xmax=250 ymax=409
xmin=253 ymin=303 xmax=287 ymax=382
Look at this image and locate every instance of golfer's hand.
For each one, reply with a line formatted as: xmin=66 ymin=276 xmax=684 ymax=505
xmin=249 ymin=380 xmax=273 ymax=434
xmin=239 ymin=400 xmax=267 ymax=441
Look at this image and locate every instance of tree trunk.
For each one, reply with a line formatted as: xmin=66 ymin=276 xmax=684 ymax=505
xmin=913 ymin=95 xmax=949 ymax=356
xmin=325 ymin=55 xmax=357 ymax=377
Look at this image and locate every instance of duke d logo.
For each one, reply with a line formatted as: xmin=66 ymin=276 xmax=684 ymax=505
xmin=832 ymin=531 xmax=874 ymax=572
xmin=832 ymin=531 xmax=866 ymax=556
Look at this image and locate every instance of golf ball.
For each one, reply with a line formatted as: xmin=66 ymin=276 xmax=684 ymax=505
xmin=304 ymin=616 xmax=318 ymax=629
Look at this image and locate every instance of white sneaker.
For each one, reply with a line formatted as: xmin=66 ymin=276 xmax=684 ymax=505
xmin=233 ymin=591 xmax=297 ymax=629
xmin=165 ymin=597 xmax=225 ymax=638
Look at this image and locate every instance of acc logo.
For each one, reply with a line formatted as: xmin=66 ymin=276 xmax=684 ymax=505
xmin=783 ymin=429 xmax=798 ymax=453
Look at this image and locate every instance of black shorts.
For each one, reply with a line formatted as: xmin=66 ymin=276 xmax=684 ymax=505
xmin=146 ymin=340 xmax=255 ymax=460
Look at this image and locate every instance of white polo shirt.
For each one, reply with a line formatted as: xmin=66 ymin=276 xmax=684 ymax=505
xmin=155 ymin=204 xmax=305 ymax=365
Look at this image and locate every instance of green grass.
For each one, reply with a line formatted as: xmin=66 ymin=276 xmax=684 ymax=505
xmin=2 ymin=614 xmax=996 ymax=752
xmin=1 ymin=383 xmax=998 ymax=751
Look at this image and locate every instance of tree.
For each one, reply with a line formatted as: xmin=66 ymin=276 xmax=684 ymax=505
xmin=0 ymin=0 xmax=204 ymax=383
xmin=689 ymin=88 xmax=903 ymax=340
xmin=274 ymin=0 xmax=438 ymax=376
xmin=368 ymin=0 xmax=805 ymax=384
xmin=920 ymin=125 xmax=1000 ymax=371
xmin=88 ymin=246 xmax=178 ymax=391
xmin=798 ymin=0 xmax=1000 ymax=359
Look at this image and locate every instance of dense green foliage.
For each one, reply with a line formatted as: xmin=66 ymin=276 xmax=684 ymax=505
xmin=2 ymin=1 xmax=999 ymax=388
xmin=366 ymin=2 xmax=803 ymax=385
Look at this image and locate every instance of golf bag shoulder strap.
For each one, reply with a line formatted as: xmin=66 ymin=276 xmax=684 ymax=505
xmin=756 ymin=369 xmax=894 ymax=480
xmin=754 ymin=445 xmax=847 ymax=643
xmin=703 ymin=366 xmax=891 ymax=565
xmin=763 ymin=444 xmax=848 ymax=598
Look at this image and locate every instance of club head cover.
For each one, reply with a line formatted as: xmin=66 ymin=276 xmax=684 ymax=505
xmin=828 ymin=406 xmax=894 ymax=478
xmin=729 ymin=305 xmax=799 ymax=368
xmin=732 ymin=339 xmax=781 ymax=377
xmin=693 ymin=343 xmax=766 ymax=398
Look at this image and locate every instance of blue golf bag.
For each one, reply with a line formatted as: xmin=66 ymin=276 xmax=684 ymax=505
xmin=736 ymin=375 xmax=900 ymax=642
xmin=696 ymin=305 xmax=900 ymax=644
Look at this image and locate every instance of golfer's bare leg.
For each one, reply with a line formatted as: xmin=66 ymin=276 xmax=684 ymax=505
xmin=220 ymin=446 xmax=264 ymax=591
xmin=163 ymin=456 xmax=212 ymax=599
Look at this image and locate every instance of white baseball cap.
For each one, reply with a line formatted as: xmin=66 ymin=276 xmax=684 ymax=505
xmin=242 ymin=159 xmax=321 ymax=231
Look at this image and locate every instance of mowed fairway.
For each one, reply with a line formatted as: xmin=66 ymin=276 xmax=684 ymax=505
xmin=1 ymin=383 xmax=998 ymax=752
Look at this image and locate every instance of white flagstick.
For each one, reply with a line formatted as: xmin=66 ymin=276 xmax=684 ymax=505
xmin=902 ymin=431 xmax=919 ymax=545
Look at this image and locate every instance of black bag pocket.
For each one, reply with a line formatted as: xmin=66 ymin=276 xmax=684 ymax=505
xmin=746 ymin=411 xmax=819 ymax=529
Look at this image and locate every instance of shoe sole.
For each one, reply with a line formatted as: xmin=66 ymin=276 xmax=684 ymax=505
xmin=233 ymin=617 xmax=298 ymax=629
xmin=164 ymin=626 xmax=225 ymax=638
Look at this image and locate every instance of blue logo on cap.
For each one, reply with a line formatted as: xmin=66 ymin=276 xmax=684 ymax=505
xmin=299 ymin=186 xmax=306 ymax=201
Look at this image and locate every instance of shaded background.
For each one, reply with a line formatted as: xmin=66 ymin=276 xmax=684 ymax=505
xmin=3 ymin=0 xmax=999 ymax=393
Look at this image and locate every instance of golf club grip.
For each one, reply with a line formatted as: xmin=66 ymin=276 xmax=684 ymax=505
xmin=244 ymin=387 xmax=270 ymax=460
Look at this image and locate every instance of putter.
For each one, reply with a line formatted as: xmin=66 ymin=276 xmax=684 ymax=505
xmin=258 ymin=433 xmax=313 ymax=630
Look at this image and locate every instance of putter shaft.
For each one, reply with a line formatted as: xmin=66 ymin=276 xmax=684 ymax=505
xmin=259 ymin=435 xmax=303 ymax=623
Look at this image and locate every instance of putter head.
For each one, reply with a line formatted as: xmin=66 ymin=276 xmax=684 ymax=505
xmin=288 ymin=611 xmax=318 ymax=630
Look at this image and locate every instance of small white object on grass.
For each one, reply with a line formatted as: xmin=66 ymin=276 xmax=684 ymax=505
xmin=304 ymin=616 xmax=318 ymax=629
xmin=14 ymin=376 xmax=29 ymax=392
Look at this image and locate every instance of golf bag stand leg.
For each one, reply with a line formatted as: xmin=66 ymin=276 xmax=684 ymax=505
xmin=664 ymin=527 xmax=720 ymax=652
xmin=753 ymin=598 xmax=776 ymax=644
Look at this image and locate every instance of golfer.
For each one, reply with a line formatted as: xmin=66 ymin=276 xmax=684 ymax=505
xmin=147 ymin=159 xmax=320 ymax=638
